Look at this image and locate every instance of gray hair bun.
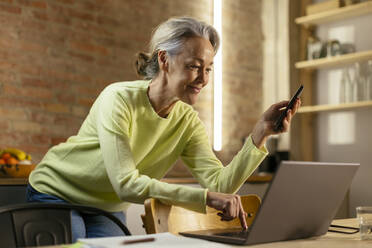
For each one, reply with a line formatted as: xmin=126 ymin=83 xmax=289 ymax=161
xmin=135 ymin=17 xmax=219 ymax=79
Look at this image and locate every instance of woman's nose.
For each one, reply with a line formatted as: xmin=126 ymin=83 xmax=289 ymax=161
xmin=198 ymin=69 xmax=209 ymax=85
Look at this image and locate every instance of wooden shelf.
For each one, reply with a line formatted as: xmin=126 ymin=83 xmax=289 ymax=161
xmin=295 ymin=50 xmax=372 ymax=70
xmin=0 ymin=178 xmax=28 ymax=185
xmin=295 ymin=1 xmax=372 ymax=26
xmin=298 ymin=100 xmax=372 ymax=113
xmin=0 ymin=173 xmax=273 ymax=186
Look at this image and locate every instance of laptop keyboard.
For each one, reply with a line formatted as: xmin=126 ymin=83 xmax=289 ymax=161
xmin=215 ymin=228 xmax=250 ymax=238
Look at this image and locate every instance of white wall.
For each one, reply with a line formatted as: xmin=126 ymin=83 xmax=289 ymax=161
xmin=314 ymin=12 xmax=372 ymax=217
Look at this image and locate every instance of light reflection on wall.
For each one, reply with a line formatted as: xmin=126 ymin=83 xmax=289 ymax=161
xmin=328 ymin=69 xmax=342 ymax=105
xmin=213 ymin=0 xmax=222 ymax=151
xmin=328 ymin=112 xmax=355 ymax=145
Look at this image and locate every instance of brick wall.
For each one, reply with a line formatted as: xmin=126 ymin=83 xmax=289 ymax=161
xmin=0 ymin=0 xmax=262 ymax=174
xmin=217 ymin=0 xmax=263 ymax=164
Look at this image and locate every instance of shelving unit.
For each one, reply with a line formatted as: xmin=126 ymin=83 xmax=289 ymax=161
xmin=289 ymin=0 xmax=372 ymax=218
xmin=295 ymin=1 xmax=372 ymax=115
xmin=289 ymin=0 xmax=372 ymax=161
xmin=295 ymin=49 xmax=372 ymax=69
xmin=298 ymin=100 xmax=372 ymax=113
xmin=295 ymin=1 xmax=372 ymax=25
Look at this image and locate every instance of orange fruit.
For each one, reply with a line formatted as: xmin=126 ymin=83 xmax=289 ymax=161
xmin=1 ymin=153 xmax=11 ymax=161
xmin=7 ymin=157 xmax=19 ymax=165
xmin=0 ymin=159 xmax=5 ymax=165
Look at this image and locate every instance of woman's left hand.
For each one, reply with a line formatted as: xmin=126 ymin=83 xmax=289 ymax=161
xmin=251 ymin=98 xmax=301 ymax=148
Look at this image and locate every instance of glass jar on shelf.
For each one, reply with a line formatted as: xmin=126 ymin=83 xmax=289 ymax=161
xmin=306 ymin=28 xmax=323 ymax=60
xmin=354 ymin=62 xmax=368 ymax=101
xmin=340 ymin=67 xmax=353 ymax=103
xmin=366 ymin=60 xmax=372 ymax=101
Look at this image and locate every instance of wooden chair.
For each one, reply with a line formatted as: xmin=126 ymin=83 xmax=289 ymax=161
xmin=141 ymin=194 xmax=261 ymax=234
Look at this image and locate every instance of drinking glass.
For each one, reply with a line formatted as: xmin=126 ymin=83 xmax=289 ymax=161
xmin=356 ymin=206 xmax=372 ymax=240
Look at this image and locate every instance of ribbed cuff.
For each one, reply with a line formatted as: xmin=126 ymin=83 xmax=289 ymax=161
xmin=244 ymin=134 xmax=269 ymax=155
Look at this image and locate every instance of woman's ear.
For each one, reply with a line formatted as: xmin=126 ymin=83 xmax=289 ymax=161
xmin=158 ymin=50 xmax=169 ymax=72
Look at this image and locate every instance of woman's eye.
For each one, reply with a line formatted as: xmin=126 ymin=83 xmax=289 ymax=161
xmin=206 ymin=68 xmax=212 ymax=73
xmin=190 ymin=65 xmax=199 ymax=69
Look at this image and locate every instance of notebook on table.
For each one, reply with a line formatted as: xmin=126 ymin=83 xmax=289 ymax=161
xmin=180 ymin=161 xmax=359 ymax=245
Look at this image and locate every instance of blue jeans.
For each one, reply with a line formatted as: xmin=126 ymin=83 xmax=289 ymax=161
xmin=26 ymin=184 xmax=127 ymax=242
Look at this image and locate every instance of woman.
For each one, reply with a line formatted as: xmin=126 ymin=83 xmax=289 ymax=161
xmin=27 ymin=17 xmax=300 ymax=241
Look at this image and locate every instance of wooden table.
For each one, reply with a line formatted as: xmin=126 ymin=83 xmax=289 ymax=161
xmin=41 ymin=219 xmax=371 ymax=248
xmin=243 ymin=219 xmax=370 ymax=248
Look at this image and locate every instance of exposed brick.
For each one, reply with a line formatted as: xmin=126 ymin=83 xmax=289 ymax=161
xmin=55 ymin=91 xmax=76 ymax=103
xmin=30 ymin=112 xmax=55 ymax=124
xmin=0 ymin=61 xmax=16 ymax=70
xmin=20 ymin=19 xmax=47 ymax=32
xmin=51 ymin=136 xmax=66 ymax=145
xmin=0 ymin=3 xmax=21 ymax=14
xmin=32 ymin=10 xmax=48 ymax=20
xmin=51 ymin=13 xmax=71 ymax=25
xmin=76 ymin=1 xmax=101 ymax=12
xmin=0 ymin=96 xmax=44 ymax=109
xmin=0 ymin=0 xmax=262 ymax=168
xmin=96 ymin=15 xmax=120 ymax=27
xmin=77 ymin=97 xmax=94 ymax=107
xmin=54 ymin=115 xmax=82 ymax=126
xmin=30 ymin=134 xmax=51 ymax=145
xmin=74 ymin=85 xmax=100 ymax=97
xmin=12 ymin=121 xmax=42 ymax=133
xmin=68 ymin=50 xmax=95 ymax=62
xmin=0 ymin=33 xmax=16 ymax=51
xmin=67 ymin=8 xmax=95 ymax=21
xmin=19 ymin=40 xmax=48 ymax=54
xmin=69 ymin=40 xmax=109 ymax=56
xmin=0 ymin=120 xmax=10 ymax=131
xmin=41 ymin=123 xmax=78 ymax=137
xmin=2 ymin=83 xmax=53 ymax=99
xmin=44 ymin=103 xmax=70 ymax=113
xmin=16 ymin=0 xmax=47 ymax=9
xmin=18 ymin=64 xmax=44 ymax=76
xmin=72 ymin=106 xmax=88 ymax=117
xmin=0 ymin=107 xmax=28 ymax=121
xmin=0 ymin=132 xmax=30 ymax=145
xmin=15 ymin=144 xmax=50 ymax=157
xmin=21 ymin=77 xmax=50 ymax=87
xmin=55 ymin=0 xmax=75 ymax=4
xmin=47 ymin=3 xmax=71 ymax=24
xmin=73 ymin=22 xmax=114 ymax=37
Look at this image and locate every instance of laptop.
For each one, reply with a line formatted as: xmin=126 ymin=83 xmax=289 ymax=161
xmin=180 ymin=161 xmax=359 ymax=245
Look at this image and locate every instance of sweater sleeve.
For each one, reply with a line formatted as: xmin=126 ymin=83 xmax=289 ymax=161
xmin=181 ymin=117 xmax=268 ymax=193
xmin=96 ymin=90 xmax=208 ymax=213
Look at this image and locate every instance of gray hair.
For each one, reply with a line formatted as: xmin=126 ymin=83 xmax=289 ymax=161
xmin=135 ymin=17 xmax=220 ymax=79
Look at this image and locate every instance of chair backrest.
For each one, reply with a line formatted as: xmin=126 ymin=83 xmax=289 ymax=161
xmin=0 ymin=203 xmax=131 ymax=247
xmin=141 ymin=194 xmax=261 ymax=234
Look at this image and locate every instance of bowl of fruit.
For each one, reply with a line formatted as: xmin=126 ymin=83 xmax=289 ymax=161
xmin=0 ymin=148 xmax=35 ymax=178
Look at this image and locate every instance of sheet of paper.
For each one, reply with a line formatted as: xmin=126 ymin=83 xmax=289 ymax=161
xmin=78 ymin=232 xmax=228 ymax=248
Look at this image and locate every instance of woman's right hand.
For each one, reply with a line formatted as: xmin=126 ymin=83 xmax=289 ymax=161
xmin=206 ymin=191 xmax=248 ymax=229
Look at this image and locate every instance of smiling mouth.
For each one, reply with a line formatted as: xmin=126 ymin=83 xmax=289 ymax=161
xmin=188 ymin=86 xmax=202 ymax=94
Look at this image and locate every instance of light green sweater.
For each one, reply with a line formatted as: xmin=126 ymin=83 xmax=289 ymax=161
xmin=29 ymin=80 xmax=268 ymax=213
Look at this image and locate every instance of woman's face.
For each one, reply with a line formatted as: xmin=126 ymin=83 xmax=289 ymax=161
xmin=166 ymin=36 xmax=215 ymax=105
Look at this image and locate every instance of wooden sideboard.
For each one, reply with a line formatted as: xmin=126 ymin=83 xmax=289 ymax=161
xmin=0 ymin=178 xmax=29 ymax=207
xmin=0 ymin=173 xmax=272 ymax=186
